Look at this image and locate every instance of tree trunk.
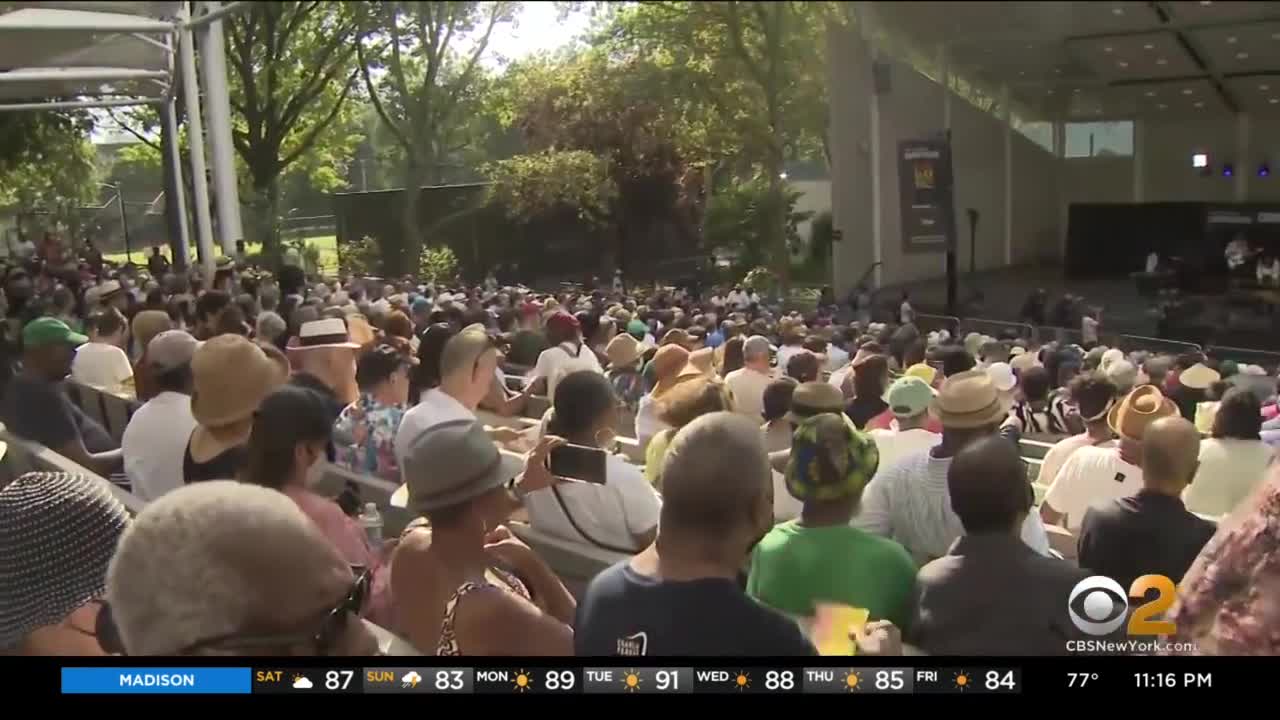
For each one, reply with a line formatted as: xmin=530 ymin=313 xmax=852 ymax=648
xmin=399 ymin=158 xmax=425 ymax=276
xmin=764 ymin=5 xmax=791 ymax=295
xmin=264 ymin=176 xmax=282 ymax=261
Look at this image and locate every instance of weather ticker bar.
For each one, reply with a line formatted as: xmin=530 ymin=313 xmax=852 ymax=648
xmin=242 ymin=666 xmax=1021 ymax=695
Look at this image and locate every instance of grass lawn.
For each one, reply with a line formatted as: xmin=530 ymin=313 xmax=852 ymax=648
xmin=104 ymin=234 xmax=339 ymax=274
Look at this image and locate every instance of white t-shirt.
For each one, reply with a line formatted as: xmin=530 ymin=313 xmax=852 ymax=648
xmin=121 ymin=391 xmax=198 ymax=502
xmin=725 ymin=366 xmax=774 ymax=421
xmin=1184 ymin=438 xmax=1274 ymax=518
xmin=1036 ymin=434 xmax=1113 ymax=488
xmin=825 ymin=344 xmax=849 ymax=373
xmin=633 ymin=394 xmax=668 ymax=450
xmin=867 ymin=427 xmax=941 ymax=471
xmin=900 ymin=301 xmax=914 ymax=325
xmin=1044 ymin=445 xmax=1143 ymax=531
xmin=394 ymin=388 xmax=474 ymax=479
xmin=532 ymin=342 xmax=603 ymax=399
xmin=1146 ymin=253 xmax=1159 ymax=273
xmin=772 ymin=469 xmax=802 ymax=522
xmin=71 ymin=342 xmax=133 ymax=391
xmin=727 ymin=291 xmax=747 ymax=309
xmin=775 ymin=345 xmax=805 ymax=377
xmin=1081 ymin=316 xmax=1099 ymax=345
xmin=14 ymin=239 xmax=36 ymax=260
xmin=525 ymin=453 xmax=661 ymax=552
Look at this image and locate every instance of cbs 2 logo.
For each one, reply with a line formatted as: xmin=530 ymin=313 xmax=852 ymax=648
xmin=1068 ymin=575 xmax=1176 ymax=636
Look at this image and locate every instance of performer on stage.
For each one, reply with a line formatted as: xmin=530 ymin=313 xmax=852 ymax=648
xmin=1226 ymin=233 xmax=1256 ymax=271
xmin=1258 ymin=254 xmax=1280 ymax=288
xmin=1145 ymin=251 xmax=1160 ymax=274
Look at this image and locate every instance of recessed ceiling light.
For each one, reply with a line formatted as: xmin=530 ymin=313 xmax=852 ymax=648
xmin=1104 ymin=46 xmax=1114 ymax=53
xmin=1143 ymin=43 xmax=1155 ymax=50
xmin=1047 ymin=89 xmax=1055 ymax=95
xmin=1112 ymin=7 xmax=1124 ymax=15
xmin=1156 ymin=57 xmax=1168 ymax=65
xmin=1271 ymin=98 xmax=1279 ymax=104
xmin=1055 ymin=68 xmax=1063 ymax=74
xmin=1199 ymin=0 xmax=1212 ymax=5
xmin=1194 ymin=101 xmax=1205 ymax=108
xmin=1261 ymin=84 xmax=1270 ymax=91
xmin=1237 ymin=52 xmax=1250 ymax=60
xmin=1157 ymin=103 xmax=1168 ymax=109
xmin=1073 ymin=88 xmax=1082 ymax=93
xmin=1227 ymin=37 xmax=1238 ymax=44
xmin=1182 ymin=88 xmax=1194 ymax=95
xmin=1118 ymin=60 xmax=1129 ymax=68
xmin=1026 ymin=44 xmax=1034 ymax=50
xmin=1019 ymin=71 xmax=1026 ymax=76
xmin=1145 ymin=91 xmax=1157 ymax=97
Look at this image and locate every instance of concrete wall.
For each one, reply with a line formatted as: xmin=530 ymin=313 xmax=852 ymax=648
xmin=828 ymin=22 xmax=877 ymax=297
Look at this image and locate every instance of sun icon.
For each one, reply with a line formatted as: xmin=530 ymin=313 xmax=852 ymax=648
xmin=845 ymin=670 xmax=863 ymax=692
xmin=622 ymin=670 xmax=642 ymax=692
xmin=513 ymin=669 xmax=532 ymax=693
xmin=734 ymin=671 xmax=751 ymax=690
xmin=953 ymin=671 xmax=970 ymax=691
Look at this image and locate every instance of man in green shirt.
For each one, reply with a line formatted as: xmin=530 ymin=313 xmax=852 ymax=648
xmin=748 ymin=413 xmax=917 ymax=629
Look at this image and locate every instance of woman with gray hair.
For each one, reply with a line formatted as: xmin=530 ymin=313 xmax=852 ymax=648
xmin=0 ymin=472 xmax=130 ymax=655
xmin=255 ymin=311 xmax=287 ymax=348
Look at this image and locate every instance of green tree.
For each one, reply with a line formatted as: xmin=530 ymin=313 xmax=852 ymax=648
xmin=356 ymin=1 xmax=520 ymax=259
xmin=484 ymin=149 xmax=617 ymax=227
xmin=0 ymin=112 xmax=98 ymax=218
xmin=226 ymin=1 xmax=364 ymax=257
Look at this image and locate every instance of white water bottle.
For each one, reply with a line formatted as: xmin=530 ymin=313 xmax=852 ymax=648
xmin=359 ymin=502 xmax=383 ymax=546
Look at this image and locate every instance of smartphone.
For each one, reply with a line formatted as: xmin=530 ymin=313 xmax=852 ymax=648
xmin=548 ymin=443 xmax=608 ymax=484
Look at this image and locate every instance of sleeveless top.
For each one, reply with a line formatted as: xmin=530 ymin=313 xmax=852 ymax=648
xmin=435 ymin=567 xmax=532 ymax=656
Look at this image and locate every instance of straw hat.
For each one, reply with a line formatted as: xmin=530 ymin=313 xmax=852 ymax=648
xmin=650 ymin=345 xmax=700 ymax=399
xmin=1179 ymin=363 xmax=1220 ymax=390
xmin=606 ymin=333 xmax=644 ymax=369
xmin=1107 ymin=385 xmax=1179 ymax=442
xmin=930 ymin=369 xmax=1009 ymax=429
xmin=294 ymin=318 xmax=361 ymax=350
xmin=689 ymin=347 xmax=715 ymax=375
xmin=190 ymin=335 xmax=287 ymax=428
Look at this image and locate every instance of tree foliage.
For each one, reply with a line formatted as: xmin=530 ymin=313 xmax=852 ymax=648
xmin=226 ymin=1 xmax=365 ymax=254
xmin=0 ymin=112 xmax=98 ymax=214
xmin=484 ymin=149 xmax=617 ymax=227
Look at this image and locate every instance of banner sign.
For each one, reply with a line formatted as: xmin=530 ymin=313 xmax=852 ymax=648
xmin=898 ymin=138 xmax=956 ymax=254
xmin=1205 ymin=205 xmax=1280 ymax=226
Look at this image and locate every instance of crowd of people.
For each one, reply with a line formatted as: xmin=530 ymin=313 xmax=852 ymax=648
xmin=1 ymin=236 xmax=1279 ymax=657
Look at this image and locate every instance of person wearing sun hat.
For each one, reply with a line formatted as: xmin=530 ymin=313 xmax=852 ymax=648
xmin=0 ymin=472 xmax=132 ymax=655
xmin=605 ymin=332 xmax=646 ymax=413
xmin=288 ymin=317 xmax=363 ymax=407
xmin=1172 ymin=362 xmax=1220 ymax=422
xmin=1042 ymin=384 xmax=1178 ymax=532
xmin=635 ymin=344 xmax=701 ymax=449
xmin=855 ymin=369 xmax=1052 ymax=563
xmin=866 ymin=375 xmax=943 ymax=467
xmin=747 ymin=413 xmax=917 ymax=627
xmin=183 ymin=334 xmax=288 ymax=483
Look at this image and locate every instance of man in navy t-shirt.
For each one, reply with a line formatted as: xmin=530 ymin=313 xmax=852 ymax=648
xmin=575 ymin=412 xmax=815 ymax=657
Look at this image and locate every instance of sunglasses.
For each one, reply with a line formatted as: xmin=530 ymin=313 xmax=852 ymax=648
xmin=165 ymin=567 xmax=371 ymax=656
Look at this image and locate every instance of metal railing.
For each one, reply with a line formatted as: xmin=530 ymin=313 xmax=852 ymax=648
xmin=913 ymin=313 xmax=961 ymax=335
xmin=962 ymin=318 xmax=1035 ymax=342
xmin=1112 ymin=334 xmax=1202 ymax=356
xmin=1205 ymin=345 xmax=1280 ymax=372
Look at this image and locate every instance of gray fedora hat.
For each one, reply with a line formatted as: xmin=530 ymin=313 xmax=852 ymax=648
xmin=390 ymin=419 xmax=524 ymax=514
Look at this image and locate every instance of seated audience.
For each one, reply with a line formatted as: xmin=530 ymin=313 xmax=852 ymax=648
xmin=645 ymin=374 xmax=733 ymax=488
xmin=634 ymin=344 xmax=699 ymax=449
xmin=1035 ymin=373 xmax=1118 ymax=488
xmin=719 ymin=335 xmax=745 ymax=376
xmin=71 ymin=308 xmax=133 ymax=392
xmin=255 ymin=310 xmax=287 ymax=348
xmin=121 ymin=331 xmax=199 ymax=501
xmin=867 ymin=376 xmax=942 ymax=469
xmin=391 ymin=421 xmax=575 ymax=655
xmin=749 ymin=414 xmax=915 ymax=627
xmin=785 ymin=350 xmax=821 ymax=384
xmin=407 ymin=322 xmax=454 ymax=402
xmin=855 ymin=370 xmax=1050 ymax=563
xmin=105 ymin=481 xmax=379 ymax=656
xmin=604 ymin=333 xmax=645 ymax=413
xmin=845 ymin=354 xmax=890 ymax=429
xmin=1001 ymin=365 xmax=1056 ymax=436
xmin=288 ymin=318 xmax=361 ymax=407
xmin=575 ymin=412 xmax=816 ymax=656
xmin=241 ymin=384 xmax=391 ymax=625
xmin=193 ymin=290 xmax=231 ymax=340
xmin=724 ymin=335 xmax=775 ymax=421
xmin=1167 ymin=464 xmax=1280 ymax=655
xmin=761 ymin=378 xmax=798 ymax=453
xmin=531 ymin=311 xmax=602 ymax=400
xmin=395 ymin=323 xmax=496 ymax=470
xmin=1184 ymin=388 xmax=1274 ymax=518
xmin=0 ymin=472 xmax=131 ymax=656
xmin=908 ymin=437 xmax=1090 ymax=655
xmin=1172 ymin=362 xmax=1218 ymax=422
xmin=530 ymin=371 xmax=661 ymax=551
xmin=2 ymin=318 xmax=120 ymax=476
xmin=184 ymin=334 xmax=285 ymax=483
xmin=129 ymin=309 xmax=172 ymax=401
xmin=1078 ymin=416 xmax=1215 ymax=589
xmin=334 ymin=344 xmax=412 ymax=482
xmin=1042 ymin=385 xmax=1177 ymax=531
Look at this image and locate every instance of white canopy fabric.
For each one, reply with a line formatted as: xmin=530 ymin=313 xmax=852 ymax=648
xmin=0 ymin=2 xmax=182 ymax=106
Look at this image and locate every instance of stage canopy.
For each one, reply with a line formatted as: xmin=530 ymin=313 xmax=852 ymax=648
xmin=869 ymin=1 xmax=1280 ymax=121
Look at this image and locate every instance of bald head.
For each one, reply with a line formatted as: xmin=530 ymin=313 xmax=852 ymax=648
xmin=107 ymin=481 xmax=373 ymax=656
xmin=949 ymin=436 xmax=1031 ymax=535
xmin=660 ymin=412 xmax=771 ymax=537
xmin=1142 ymin=416 xmax=1201 ymax=492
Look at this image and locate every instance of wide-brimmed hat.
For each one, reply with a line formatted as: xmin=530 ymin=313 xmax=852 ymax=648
xmin=651 ymin=345 xmax=702 ymax=399
xmin=295 ymin=318 xmax=361 ymax=350
xmin=606 ymin=333 xmax=644 ymax=368
xmin=390 ymin=419 xmax=524 ymax=513
xmin=190 ymin=335 xmax=287 ymax=428
xmin=986 ymin=362 xmax=1017 ymax=393
xmin=930 ymin=369 xmax=1009 ymax=429
xmin=1107 ymin=385 xmax=1179 ymax=442
xmin=786 ymin=381 xmax=846 ymax=424
xmin=1179 ymin=363 xmax=1220 ymax=390
xmin=785 ymin=413 xmax=880 ymax=503
xmin=689 ymin=347 xmax=715 ymax=375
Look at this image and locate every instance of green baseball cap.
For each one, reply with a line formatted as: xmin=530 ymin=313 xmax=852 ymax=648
xmin=886 ymin=375 xmax=935 ymax=418
xmin=785 ymin=413 xmax=879 ymax=503
xmin=22 ymin=317 xmax=88 ymax=349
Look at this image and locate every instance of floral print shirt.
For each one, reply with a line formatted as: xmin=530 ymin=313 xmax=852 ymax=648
xmin=334 ymin=393 xmax=407 ymax=482
xmin=608 ymin=369 xmax=644 ymax=413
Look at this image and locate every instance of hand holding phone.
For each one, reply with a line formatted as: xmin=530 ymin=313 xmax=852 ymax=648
xmin=548 ymin=443 xmax=608 ymax=485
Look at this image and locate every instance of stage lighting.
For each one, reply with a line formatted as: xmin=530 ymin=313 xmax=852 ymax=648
xmin=1192 ymin=153 xmax=1209 ymax=168
xmin=1223 ymin=163 xmax=1234 ymax=177
xmin=1260 ymin=163 xmax=1271 ymax=178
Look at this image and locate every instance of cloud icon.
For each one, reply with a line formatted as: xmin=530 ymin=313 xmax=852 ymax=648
xmin=292 ymin=676 xmax=314 ymax=690
xmin=401 ymin=671 xmax=422 ymax=688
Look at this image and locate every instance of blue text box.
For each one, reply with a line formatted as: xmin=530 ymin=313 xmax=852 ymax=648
xmin=62 ymin=667 xmax=252 ymax=694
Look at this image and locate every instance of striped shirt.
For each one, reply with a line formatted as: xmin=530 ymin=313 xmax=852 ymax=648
xmin=853 ymin=447 xmax=1052 ymax=565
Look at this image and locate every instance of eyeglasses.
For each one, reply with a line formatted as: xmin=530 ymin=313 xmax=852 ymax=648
xmin=174 ymin=567 xmax=371 ymax=656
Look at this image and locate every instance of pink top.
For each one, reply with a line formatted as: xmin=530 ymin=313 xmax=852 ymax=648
xmin=1262 ymin=403 xmax=1279 ymax=421
xmin=864 ymin=408 xmax=944 ymax=434
xmin=284 ymin=486 xmax=394 ymax=628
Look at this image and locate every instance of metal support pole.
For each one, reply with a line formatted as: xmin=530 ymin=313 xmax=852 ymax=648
xmin=117 ymin=184 xmax=132 ymax=263
xmin=178 ymin=2 xmax=216 ymax=279
xmin=197 ymin=0 xmax=245 ymax=255
xmin=161 ymin=98 xmax=192 ymax=269
xmin=0 ymin=98 xmax=164 ymax=112
xmin=184 ymin=1 xmax=245 ymax=28
xmin=1001 ymin=83 xmax=1012 ymax=267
